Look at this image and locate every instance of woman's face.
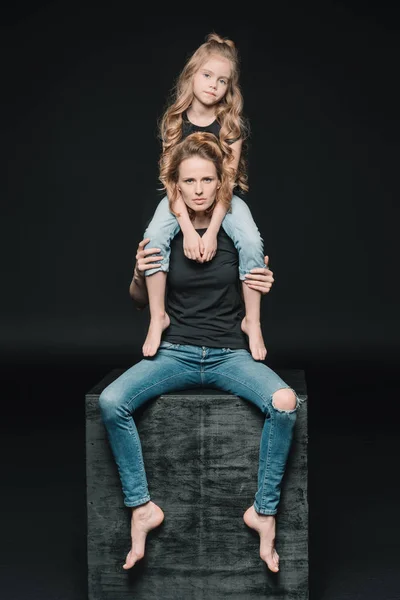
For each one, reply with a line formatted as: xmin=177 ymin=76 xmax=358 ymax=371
xmin=177 ymin=156 xmax=220 ymax=214
xmin=192 ymin=55 xmax=232 ymax=106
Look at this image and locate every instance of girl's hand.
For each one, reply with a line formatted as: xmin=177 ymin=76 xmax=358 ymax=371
xmin=183 ymin=230 xmax=204 ymax=261
xmin=199 ymin=230 xmax=217 ymax=262
xmin=243 ymin=256 xmax=275 ymax=295
xmin=134 ymin=238 xmax=163 ymax=279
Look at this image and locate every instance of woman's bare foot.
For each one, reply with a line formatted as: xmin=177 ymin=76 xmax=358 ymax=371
xmin=122 ymin=501 xmax=165 ymax=570
xmin=243 ymin=505 xmax=280 ymax=572
xmin=142 ymin=313 xmax=170 ymax=357
xmin=241 ymin=317 xmax=267 ymax=361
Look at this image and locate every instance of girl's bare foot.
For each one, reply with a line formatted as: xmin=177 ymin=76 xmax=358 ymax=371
xmin=142 ymin=313 xmax=170 ymax=357
xmin=241 ymin=317 xmax=267 ymax=361
xmin=122 ymin=501 xmax=165 ymax=570
xmin=243 ymin=505 xmax=280 ymax=572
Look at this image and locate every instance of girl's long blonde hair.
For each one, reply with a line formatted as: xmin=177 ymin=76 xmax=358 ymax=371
xmin=161 ymin=132 xmax=232 ymax=218
xmin=159 ymin=32 xmax=249 ymax=195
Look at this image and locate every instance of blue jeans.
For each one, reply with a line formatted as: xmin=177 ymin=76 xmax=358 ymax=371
xmin=99 ymin=343 xmax=304 ymax=515
xmin=143 ymin=195 xmax=265 ymax=280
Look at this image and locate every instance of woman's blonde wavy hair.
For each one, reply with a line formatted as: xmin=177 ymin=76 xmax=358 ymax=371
xmin=159 ymin=32 xmax=250 ymax=196
xmin=160 ymin=132 xmax=232 ymax=220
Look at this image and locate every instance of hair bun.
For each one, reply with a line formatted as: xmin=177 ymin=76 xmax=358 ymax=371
xmin=205 ymin=32 xmax=236 ymax=49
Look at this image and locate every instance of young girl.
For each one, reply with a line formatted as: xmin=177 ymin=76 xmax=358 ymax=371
xmin=142 ymin=32 xmax=267 ymax=361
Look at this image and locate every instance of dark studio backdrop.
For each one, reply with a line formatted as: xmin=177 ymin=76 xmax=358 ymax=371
xmin=1 ymin=1 xmax=399 ymax=599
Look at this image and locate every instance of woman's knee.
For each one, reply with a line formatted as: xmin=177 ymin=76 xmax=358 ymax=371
xmin=99 ymin=388 xmax=123 ymax=423
xmin=272 ymin=388 xmax=297 ymax=412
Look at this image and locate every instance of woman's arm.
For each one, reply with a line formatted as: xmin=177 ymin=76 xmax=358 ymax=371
xmin=244 ymin=256 xmax=275 ymax=295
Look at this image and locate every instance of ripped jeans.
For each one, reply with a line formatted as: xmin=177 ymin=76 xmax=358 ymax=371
xmin=99 ymin=343 xmax=304 ymax=515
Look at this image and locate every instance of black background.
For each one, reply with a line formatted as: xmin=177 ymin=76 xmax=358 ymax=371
xmin=1 ymin=1 xmax=399 ymax=599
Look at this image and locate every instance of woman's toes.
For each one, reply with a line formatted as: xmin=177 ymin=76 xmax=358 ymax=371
xmin=123 ymin=550 xmax=135 ymax=570
xmin=263 ymin=549 xmax=279 ymax=572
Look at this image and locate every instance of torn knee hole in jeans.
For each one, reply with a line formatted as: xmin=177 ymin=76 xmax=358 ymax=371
xmin=271 ymin=387 xmax=303 ymax=413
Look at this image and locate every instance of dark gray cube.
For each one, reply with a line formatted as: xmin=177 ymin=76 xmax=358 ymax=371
xmin=86 ymin=368 xmax=308 ymax=600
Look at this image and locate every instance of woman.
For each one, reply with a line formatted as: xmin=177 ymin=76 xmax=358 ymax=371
xmin=99 ymin=132 xmax=303 ymax=574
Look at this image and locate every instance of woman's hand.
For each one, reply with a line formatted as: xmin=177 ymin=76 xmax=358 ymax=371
xmin=199 ymin=230 xmax=217 ymax=262
xmin=134 ymin=238 xmax=163 ymax=279
xmin=243 ymin=256 xmax=274 ymax=295
xmin=183 ymin=230 xmax=204 ymax=261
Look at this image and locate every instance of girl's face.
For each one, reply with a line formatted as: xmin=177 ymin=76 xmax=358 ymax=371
xmin=177 ymin=156 xmax=220 ymax=215
xmin=192 ymin=55 xmax=232 ymax=106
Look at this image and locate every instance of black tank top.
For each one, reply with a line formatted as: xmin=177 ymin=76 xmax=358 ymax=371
xmin=181 ymin=111 xmax=222 ymax=140
xmin=182 ymin=111 xmax=242 ymax=145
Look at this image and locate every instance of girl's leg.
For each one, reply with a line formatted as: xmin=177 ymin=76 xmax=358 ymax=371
xmin=141 ymin=196 xmax=180 ymax=356
xmin=142 ymin=271 xmax=170 ymax=357
xmin=221 ymin=196 xmax=267 ymax=361
xmin=142 ymin=196 xmax=180 ymax=276
xmin=241 ymin=283 xmax=267 ymax=361
xmin=206 ymin=348 xmax=304 ymax=571
xmin=99 ymin=344 xmax=201 ymax=568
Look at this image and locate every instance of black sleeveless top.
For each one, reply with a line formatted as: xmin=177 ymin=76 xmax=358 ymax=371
xmin=181 ymin=111 xmax=240 ymax=145
xmin=182 ymin=111 xmax=222 ymax=140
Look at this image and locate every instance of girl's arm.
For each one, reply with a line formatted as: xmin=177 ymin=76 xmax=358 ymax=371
xmin=173 ymin=194 xmax=204 ymax=261
xmin=201 ymin=138 xmax=243 ymax=261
